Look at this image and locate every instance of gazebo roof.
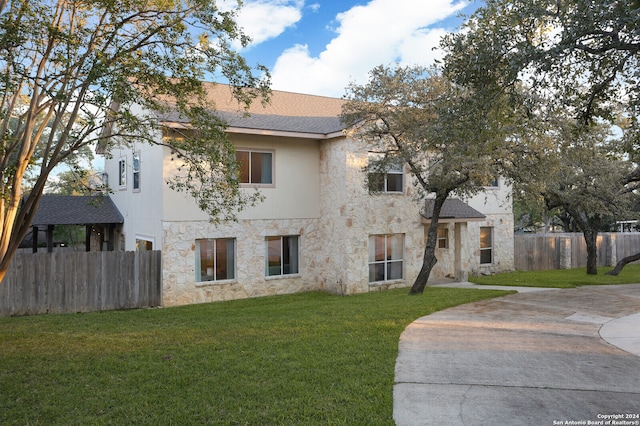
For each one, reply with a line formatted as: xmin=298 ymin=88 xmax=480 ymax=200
xmin=30 ymin=195 xmax=124 ymax=226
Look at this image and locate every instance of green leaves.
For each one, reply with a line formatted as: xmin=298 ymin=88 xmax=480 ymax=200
xmin=0 ymin=0 xmax=270 ymax=278
xmin=342 ymin=64 xmax=505 ymax=199
xmin=442 ymin=0 xmax=640 ymax=125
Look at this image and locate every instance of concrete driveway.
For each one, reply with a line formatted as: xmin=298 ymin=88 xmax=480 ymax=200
xmin=393 ymin=284 xmax=640 ymax=426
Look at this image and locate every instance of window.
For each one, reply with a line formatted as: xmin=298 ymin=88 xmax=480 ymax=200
xmin=266 ymin=236 xmax=299 ymax=277
xmin=132 ymin=152 xmax=140 ymax=191
xmin=368 ymin=154 xmax=403 ymax=193
xmin=136 ymin=238 xmax=153 ymax=251
xmin=369 ymin=234 xmax=404 ymax=282
xmin=437 ymin=227 xmax=449 ymax=249
xmin=196 ymin=238 xmax=236 ymax=282
xmin=480 ymin=227 xmax=493 ymax=264
xmin=236 ymin=150 xmax=273 ymax=185
xmin=118 ymin=158 xmax=126 ymax=187
xmin=486 ymin=176 xmax=499 ymax=188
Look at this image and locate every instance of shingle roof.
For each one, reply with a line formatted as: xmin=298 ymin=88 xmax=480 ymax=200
xmin=202 ymin=83 xmax=345 ymax=117
xmin=31 ymin=195 xmax=124 ymax=226
xmin=220 ymin=111 xmax=345 ymax=135
xmin=159 ymin=83 xmax=348 ymax=136
xmin=421 ymin=198 xmax=486 ymax=220
xmin=160 ymin=110 xmax=345 ymax=135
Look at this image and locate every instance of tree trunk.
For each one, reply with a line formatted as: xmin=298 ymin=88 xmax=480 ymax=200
xmin=409 ymin=194 xmax=447 ymax=295
xmin=605 ymin=251 xmax=640 ymax=276
xmin=583 ymin=228 xmax=598 ymax=275
xmin=0 ymin=182 xmax=47 ymax=287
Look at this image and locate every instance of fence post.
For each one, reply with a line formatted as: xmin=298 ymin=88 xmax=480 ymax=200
xmin=559 ymin=236 xmax=572 ymax=269
xmin=608 ymin=233 xmax=617 ymax=266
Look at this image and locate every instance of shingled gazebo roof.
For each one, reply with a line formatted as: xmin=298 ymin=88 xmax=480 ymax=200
xmin=30 ymin=195 xmax=124 ymax=226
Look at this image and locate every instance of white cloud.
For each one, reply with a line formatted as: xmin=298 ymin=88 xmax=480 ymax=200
xmin=270 ymin=0 xmax=467 ymax=97
xmin=234 ymin=0 xmax=304 ymax=48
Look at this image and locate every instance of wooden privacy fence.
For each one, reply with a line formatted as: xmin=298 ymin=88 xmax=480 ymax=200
xmin=514 ymin=233 xmax=640 ymax=271
xmin=0 ymin=250 xmax=161 ymax=317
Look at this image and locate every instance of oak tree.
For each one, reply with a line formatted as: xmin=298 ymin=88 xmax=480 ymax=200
xmin=441 ymin=0 xmax=640 ymax=274
xmin=342 ymin=65 xmax=510 ymax=294
xmin=506 ymin=115 xmax=635 ymax=274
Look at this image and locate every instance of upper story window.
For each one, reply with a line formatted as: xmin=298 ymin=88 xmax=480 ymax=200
xmin=132 ymin=152 xmax=140 ymax=191
xmin=236 ymin=149 xmax=273 ymax=185
xmin=118 ymin=158 xmax=126 ymax=188
xmin=485 ymin=176 xmax=499 ymax=188
xmin=367 ymin=153 xmax=403 ymax=193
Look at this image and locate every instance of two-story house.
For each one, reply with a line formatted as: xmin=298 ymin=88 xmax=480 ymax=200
xmin=102 ymin=83 xmax=514 ymax=307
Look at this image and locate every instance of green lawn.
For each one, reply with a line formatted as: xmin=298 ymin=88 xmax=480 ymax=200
xmin=0 ymin=287 xmax=510 ymax=425
xmin=469 ymin=264 xmax=640 ymax=288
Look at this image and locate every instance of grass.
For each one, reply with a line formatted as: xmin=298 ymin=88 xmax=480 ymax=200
xmin=469 ymin=264 xmax=640 ymax=288
xmin=0 ymin=287 xmax=511 ymax=425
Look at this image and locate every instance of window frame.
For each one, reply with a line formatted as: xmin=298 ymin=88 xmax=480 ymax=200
xmin=368 ymin=234 xmax=405 ymax=283
xmin=485 ymin=176 xmax=499 ymax=189
xmin=135 ymin=237 xmax=153 ymax=251
xmin=437 ymin=226 xmax=449 ymax=249
xmin=118 ymin=157 xmax=126 ymax=188
xmin=196 ymin=238 xmax=236 ymax=283
xmin=236 ymin=149 xmax=275 ymax=187
xmin=265 ymin=235 xmax=299 ymax=277
xmin=367 ymin=153 xmax=404 ymax=194
xmin=480 ymin=227 xmax=493 ymax=265
xmin=132 ymin=151 xmax=140 ymax=191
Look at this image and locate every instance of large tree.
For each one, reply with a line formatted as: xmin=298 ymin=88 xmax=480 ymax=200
xmin=0 ymin=0 xmax=270 ymax=283
xmin=441 ymin=0 xmax=640 ymax=274
xmin=341 ymin=65 xmax=510 ymax=295
xmin=442 ymin=0 xmax=640 ymax=124
xmin=506 ymin=116 xmax=635 ymax=274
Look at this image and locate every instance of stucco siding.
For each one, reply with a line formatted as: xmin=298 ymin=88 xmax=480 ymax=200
xmin=106 ymin=138 xmax=165 ymax=251
xmin=161 ymin=134 xmax=322 ymax=222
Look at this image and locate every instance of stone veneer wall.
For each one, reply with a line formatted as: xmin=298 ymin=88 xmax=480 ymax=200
xmin=161 ymin=219 xmax=323 ymax=307
xmin=317 ymin=138 xmax=426 ymax=294
xmin=466 ymin=214 xmax=515 ymax=276
xmin=316 ymin=137 xmax=515 ymax=291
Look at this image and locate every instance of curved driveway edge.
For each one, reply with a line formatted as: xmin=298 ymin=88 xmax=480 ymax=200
xmin=393 ymin=284 xmax=640 ymax=426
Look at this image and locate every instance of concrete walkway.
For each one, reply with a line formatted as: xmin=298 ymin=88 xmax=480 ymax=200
xmin=393 ymin=284 xmax=640 ymax=426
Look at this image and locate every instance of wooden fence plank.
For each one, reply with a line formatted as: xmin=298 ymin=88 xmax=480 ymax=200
xmin=515 ymin=233 xmax=640 ymax=271
xmin=0 ymin=251 xmax=161 ymax=316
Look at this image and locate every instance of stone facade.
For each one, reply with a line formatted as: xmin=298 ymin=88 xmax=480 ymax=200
xmin=159 ymin=136 xmax=515 ymax=307
xmin=162 ymin=218 xmax=322 ymax=306
xmin=316 ymin=137 xmax=426 ymax=294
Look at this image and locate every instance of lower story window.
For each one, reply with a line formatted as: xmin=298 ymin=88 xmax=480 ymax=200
xmin=437 ymin=226 xmax=449 ymax=249
xmin=196 ymin=238 xmax=235 ymax=282
xmin=266 ymin=235 xmax=299 ymax=276
xmin=136 ymin=238 xmax=153 ymax=251
xmin=369 ymin=234 xmax=404 ymax=282
xmin=480 ymin=227 xmax=493 ymax=264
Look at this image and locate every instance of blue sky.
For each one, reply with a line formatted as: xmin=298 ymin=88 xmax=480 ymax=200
xmin=225 ymin=0 xmax=483 ymax=97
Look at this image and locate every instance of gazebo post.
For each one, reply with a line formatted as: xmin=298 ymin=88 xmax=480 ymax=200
xmin=32 ymin=225 xmax=38 ymax=253
xmin=47 ymin=225 xmax=54 ymax=253
xmin=85 ymin=225 xmax=91 ymax=252
xmin=107 ymin=224 xmax=115 ymax=251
